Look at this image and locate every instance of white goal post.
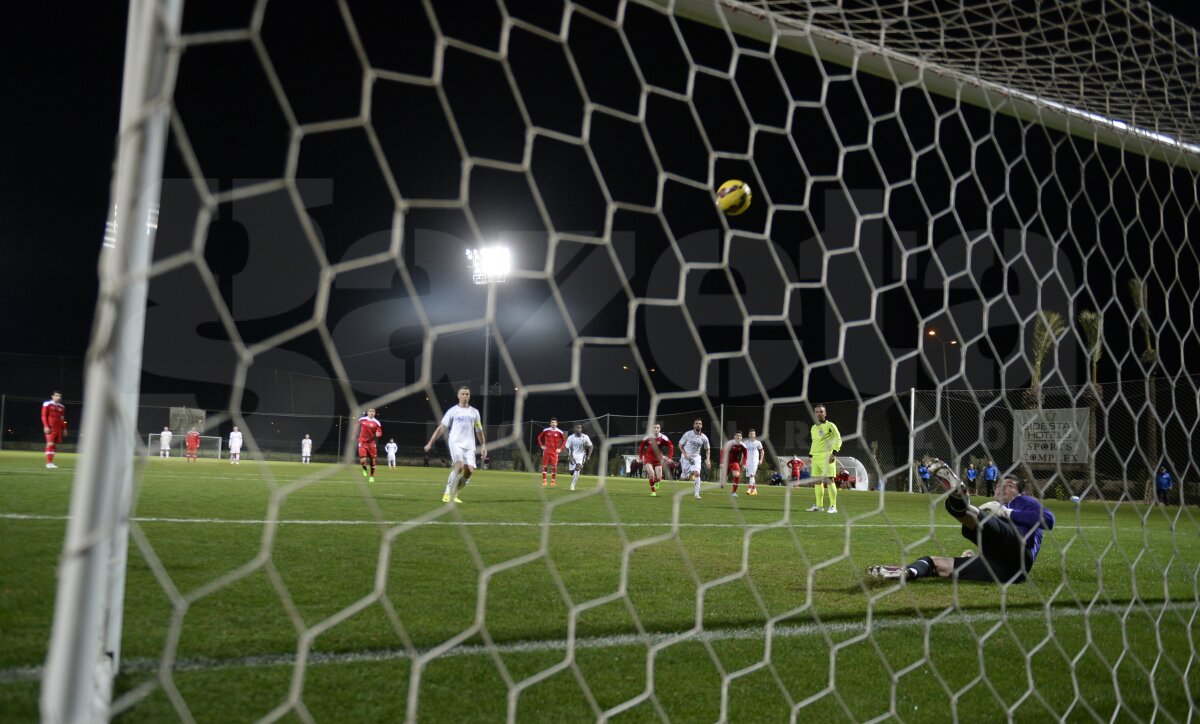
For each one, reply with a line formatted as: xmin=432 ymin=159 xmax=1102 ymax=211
xmin=41 ymin=0 xmax=182 ymax=721
xmin=40 ymin=0 xmax=1200 ymax=721
xmin=146 ymin=433 xmax=222 ymax=458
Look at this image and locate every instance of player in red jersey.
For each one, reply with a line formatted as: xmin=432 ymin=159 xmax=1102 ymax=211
xmin=41 ymin=391 xmax=67 ymax=469
xmin=638 ymin=423 xmax=674 ymax=496
xmin=357 ymin=408 xmax=383 ymax=482
xmin=538 ymin=417 xmax=566 ymax=487
xmin=787 ymin=455 xmax=805 ymax=482
xmin=185 ymin=427 xmax=201 ymax=462
xmin=722 ymin=431 xmax=749 ymax=496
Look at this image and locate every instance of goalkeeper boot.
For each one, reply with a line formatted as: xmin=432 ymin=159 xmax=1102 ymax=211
xmin=927 ymin=458 xmax=969 ymax=516
xmin=866 ymin=565 xmax=906 ymax=581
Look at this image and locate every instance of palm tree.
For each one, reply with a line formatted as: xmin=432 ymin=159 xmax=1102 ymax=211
xmin=1027 ymin=310 xmax=1067 ymax=408
xmin=1129 ymin=279 xmax=1155 ymax=363
xmin=1078 ymin=310 xmax=1103 ymax=392
xmin=1129 ymin=278 xmax=1159 ymax=503
xmin=1078 ymin=309 xmax=1103 ymax=497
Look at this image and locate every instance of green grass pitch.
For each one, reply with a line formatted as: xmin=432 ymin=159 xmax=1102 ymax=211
xmin=1 ymin=450 xmax=1197 ymax=721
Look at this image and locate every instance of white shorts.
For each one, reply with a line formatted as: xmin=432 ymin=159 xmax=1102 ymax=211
xmin=744 ymin=458 xmax=759 ymax=476
xmin=387 ymin=453 xmax=397 ymax=461
xmin=568 ymin=452 xmax=586 ymax=471
xmin=160 ymin=445 xmax=171 ymax=451
xmin=230 ymin=444 xmax=242 ymax=454
xmin=302 ymin=449 xmax=311 ymax=456
xmin=451 ymin=445 xmax=477 ymax=469
xmin=680 ymin=454 xmax=701 ymax=476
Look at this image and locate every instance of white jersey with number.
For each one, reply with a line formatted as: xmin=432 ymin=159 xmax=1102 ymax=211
xmin=742 ymin=438 xmax=763 ymax=474
xmin=160 ymin=431 xmax=173 ymax=449
xmin=301 ymin=438 xmax=312 ymax=454
xmin=565 ymin=433 xmax=592 ymax=466
xmin=385 ymin=442 xmax=398 ymax=457
xmin=678 ymin=430 xmax=709 ymax=459
xmin=229 ymin=431 xmax=243 ymax=453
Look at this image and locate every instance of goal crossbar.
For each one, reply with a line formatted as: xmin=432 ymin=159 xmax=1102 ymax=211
xmin=656 ymin=0 xmax=1200 ymax=170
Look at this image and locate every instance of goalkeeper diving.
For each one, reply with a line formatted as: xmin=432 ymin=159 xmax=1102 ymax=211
xmin=868 ymin=459 xmax=1055 ymax=584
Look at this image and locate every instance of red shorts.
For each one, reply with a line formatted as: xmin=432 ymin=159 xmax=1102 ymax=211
xmin=45 ymin=430 xmax=63 ymax=445
xmin=542 ymin=449 xmax=560 ymax=468
xmin=729 ymin=463 xmax=741 ymax=474
xmin=186 ymin=445 xmax=199 ymax=453
xmin=358 ymin=442 xmax=377 ymax=458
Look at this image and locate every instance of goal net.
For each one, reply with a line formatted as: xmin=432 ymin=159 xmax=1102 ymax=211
xmin=36 ymin=0 xmax=1200 ymax=721
xmin=146 ymin=433 xmax=222 ymax=458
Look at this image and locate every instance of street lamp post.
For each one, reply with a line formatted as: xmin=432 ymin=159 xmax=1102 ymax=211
xmin=927 ymin=328 xmax=958 ymax=448
xmin=623 ymin=364 xmax=641 ymax=428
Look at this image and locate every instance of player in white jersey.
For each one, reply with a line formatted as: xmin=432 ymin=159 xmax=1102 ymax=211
xmin=424 ymin=386 xmax=488 ymax=503
xmin=678 ymin=418 xmax=712 ymax=499
xmin=564 ymin=423 xmax=593 ymax=491
xmin=385 ymin=438 xmax=399 ymax=468
xmin=743 ymin=428 xmax=765 ymax=496
xmin=301 ymin=434 xmax=312 ymax=463
xmin=159 ymin=426 xmax=173 ymax=458
xmin=228 ymin=426 xmax=243 ymax=464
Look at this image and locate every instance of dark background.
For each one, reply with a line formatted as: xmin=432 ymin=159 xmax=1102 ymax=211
xmin=3 ymin=1 xmax=1199 ymax=463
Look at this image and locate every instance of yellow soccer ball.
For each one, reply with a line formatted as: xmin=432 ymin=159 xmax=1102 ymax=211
xmin=716 ymin=179 xmax=752 ymax=216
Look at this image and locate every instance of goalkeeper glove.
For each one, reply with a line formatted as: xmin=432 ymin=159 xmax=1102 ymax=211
xmin=978 ymin=500 xmax=1011 ymax=519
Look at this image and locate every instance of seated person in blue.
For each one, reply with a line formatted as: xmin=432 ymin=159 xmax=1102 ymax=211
xmin=870 ymin=462 xmax=1055 ymax=584
xmin=1155 ymin=467 xmax=1173 ymax=504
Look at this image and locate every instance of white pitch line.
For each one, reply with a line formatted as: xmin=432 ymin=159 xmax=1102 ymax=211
xmin=0 ymin=512 xmax=1123 ymax=530
xmin=1 ymin=602 xmax=1191 ymax=684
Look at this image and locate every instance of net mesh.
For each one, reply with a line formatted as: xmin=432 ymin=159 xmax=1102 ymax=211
xmin=35 ymin=0 xmax=1200 ymax=720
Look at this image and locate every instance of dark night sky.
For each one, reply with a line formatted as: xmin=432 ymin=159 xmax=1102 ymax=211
xmin=3 ymin=1 xmax=1199 ymax=446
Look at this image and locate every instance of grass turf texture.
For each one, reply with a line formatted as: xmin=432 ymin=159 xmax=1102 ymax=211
xmin=2 ymin=450 xmax=1197 ymax=722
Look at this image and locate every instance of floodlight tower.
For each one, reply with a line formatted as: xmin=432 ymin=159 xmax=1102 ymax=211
xmin=466 ymin=246 xmax=511 ymax=428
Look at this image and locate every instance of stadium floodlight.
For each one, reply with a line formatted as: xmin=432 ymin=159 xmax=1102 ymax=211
xmin=465 ymin=246 xmax=511 ymax=285
xmin=466 ymin=245 xmax=511 ymax=428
